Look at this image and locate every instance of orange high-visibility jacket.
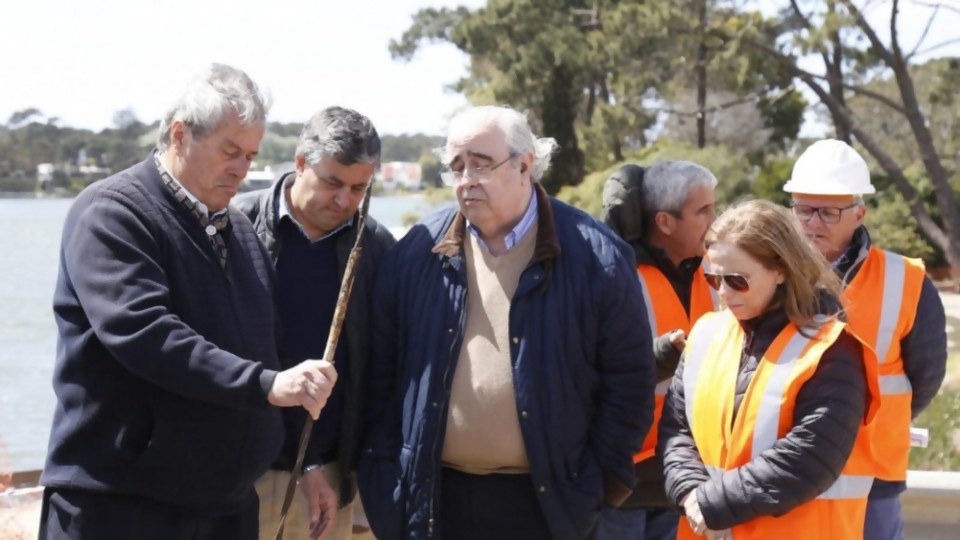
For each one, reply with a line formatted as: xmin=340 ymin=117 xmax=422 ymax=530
xmin=633 ymin=261 xmax=719 ymax=463
xmin=843 ymin=247 xmax=925 ymax=481
xmin=677 ymin=310 xmax=880 ymax=540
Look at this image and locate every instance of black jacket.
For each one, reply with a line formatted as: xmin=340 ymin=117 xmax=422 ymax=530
xmin=659 ymin=304 xmax=870 ymax=530
xmin=42 ymin=154 xmax=284 ymax=514
xmin=834 ymin=226 xmax=947 ymax=498
xmin=233 ymin=174 xmax=396 ymax=505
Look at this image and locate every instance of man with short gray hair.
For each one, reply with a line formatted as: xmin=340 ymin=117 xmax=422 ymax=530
xmin=39 ymin=63 xmax=338 ymax=539
xmin=600 ymin=160 xmax=719 ymax=540
xmin=359 ymin=105 xmax=655 ymax=540
xmin=234 ymin=106 xmax=396 ymax=540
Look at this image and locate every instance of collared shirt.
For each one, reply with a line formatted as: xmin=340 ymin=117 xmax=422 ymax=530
xmin=467 ymin=186 xmax=539 ymax=253
xmin=276 ymin=173 xmax=352 ymax=242
xmin=155 ymin=155 xmax=226 ymax=220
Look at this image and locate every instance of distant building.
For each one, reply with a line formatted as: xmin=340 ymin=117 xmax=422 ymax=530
xmin=376 ymin=161 xmax=423 ymax=192
xmin=36 ymin=163 xmax=55 ymax=184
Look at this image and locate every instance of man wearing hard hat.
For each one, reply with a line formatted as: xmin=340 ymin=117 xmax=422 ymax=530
xmin=784 ymin=139 xmax=947 ymax=540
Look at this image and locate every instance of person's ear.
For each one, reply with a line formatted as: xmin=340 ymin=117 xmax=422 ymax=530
xmin=654 ymin=211 xmax=673 ymax=236
xmin=854 ymin=204 xmax=866 ymax=225
xmin=169 ymin=120 xmax=189 ymax=150
xmin=295 ymin=155 xmax=306 ymax=174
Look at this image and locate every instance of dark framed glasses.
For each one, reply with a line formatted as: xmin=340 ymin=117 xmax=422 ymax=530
xmin=790 ymin=203 xmax=858 ymax=224
xmin=704 ymin=272 xmax=750 ymax=292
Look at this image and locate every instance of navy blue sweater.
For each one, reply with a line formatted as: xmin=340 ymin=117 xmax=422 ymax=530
xmin=274 ymin=215 xmax=349 ymax=468
xmin=41 ymin=155 xmax=283 ymax=515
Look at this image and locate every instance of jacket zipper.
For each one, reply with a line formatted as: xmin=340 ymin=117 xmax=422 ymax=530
xmin=428 ymin=265 xmax=467 ymax=537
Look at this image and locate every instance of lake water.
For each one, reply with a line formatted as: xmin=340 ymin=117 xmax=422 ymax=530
xmin=0 ymin=194 xmax=433 ymax=472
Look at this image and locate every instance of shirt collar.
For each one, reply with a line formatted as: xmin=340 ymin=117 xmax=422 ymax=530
xmin=277 ymin=173 xmax=352 ymax=242
xmin=156 ymin=155 xmax=224 ymax=219
xmin=467 ymin=185 xmax=538 ymax=253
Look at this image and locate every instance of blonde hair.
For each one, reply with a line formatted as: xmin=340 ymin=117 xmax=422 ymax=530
xmin=705 ymin=199 xmax=841 ymax=330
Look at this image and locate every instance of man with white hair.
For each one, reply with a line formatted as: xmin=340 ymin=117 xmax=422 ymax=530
xmin=39 ymin=63 xmax=337 ymax=539
xmin=599 ymin=161 xmax=719 ymax=540
xmin=784 ymin=139 xmax=947 ymax=540
xmin=358 ymin=105 xmax=656 ymax=540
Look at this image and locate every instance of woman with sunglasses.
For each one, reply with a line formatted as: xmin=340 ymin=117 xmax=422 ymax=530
xmin=658 ymin=200 xmax=880 ymax=540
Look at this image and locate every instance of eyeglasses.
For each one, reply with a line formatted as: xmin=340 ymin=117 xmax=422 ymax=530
xmin=704 ymin=272 xmax=751 ymax=292
xmin=791 ymin=203 xmax=859 ymax=224
xmin=440 ymin=153 xmax=517 ymax=186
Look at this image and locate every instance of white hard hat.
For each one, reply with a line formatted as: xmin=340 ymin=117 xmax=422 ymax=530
xmin=783 ymin=139 xmax=875 ymax=195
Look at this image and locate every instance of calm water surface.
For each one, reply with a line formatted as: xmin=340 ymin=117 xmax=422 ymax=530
xmin=0 ymin=194 xmax=431 ymax=472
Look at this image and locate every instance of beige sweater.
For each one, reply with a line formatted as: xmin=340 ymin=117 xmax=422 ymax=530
xmin=441 ymin=222 xmax=538 ymax=474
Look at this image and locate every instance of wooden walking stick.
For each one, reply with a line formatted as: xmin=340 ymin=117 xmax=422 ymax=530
xmin=274 ymin=181 xmax=374 ymax=540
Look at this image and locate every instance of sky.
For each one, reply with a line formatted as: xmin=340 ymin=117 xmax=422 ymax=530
xmin=0 ymin=0 xmax=484 ymax=136
xmin=0 ymin=0 xmax=957 ymax=137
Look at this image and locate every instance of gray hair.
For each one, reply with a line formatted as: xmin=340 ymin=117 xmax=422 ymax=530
xmin=642 ymin=160 xmax=718 ymax=217
xmin=157 ymin=63 xmax=270 ymax=151
xmin=296 ymin=106 xmax=381 ymax=168
xmin=439 ymin=106 xmax=559 ymax=182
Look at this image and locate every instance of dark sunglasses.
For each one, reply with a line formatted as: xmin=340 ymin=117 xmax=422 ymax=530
xmin=704 ymin=272 xmax=750 ymax=292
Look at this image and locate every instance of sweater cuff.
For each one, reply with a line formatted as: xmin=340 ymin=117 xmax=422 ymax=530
xmin=256 ymin=369 xmax=279 ymax=408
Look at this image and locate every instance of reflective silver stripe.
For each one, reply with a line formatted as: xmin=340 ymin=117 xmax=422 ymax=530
xmin=683 ymin=315 xmax=725 ymax=433
xmin=817 ymin=474 xmax=874 ymax=500
xmin=655 ymin=379 xmax=672 ymax=396
xmin=636 ymin=270 xmax=659 ymax=338
xmin=751 ymin=331 xmax=814 ymax=457
xmin=875 ymin=251 xmax=905 ymax=364
xmin=879 ymin=373 xmax=912 ymax=395
xmin=701 ymin=259 xmax=721 ymax=310
xmin=705 ymin=465 xmax=723 ymax=480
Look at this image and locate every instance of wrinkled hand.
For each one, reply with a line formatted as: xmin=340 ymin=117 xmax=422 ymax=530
xmin=670 ymin=329 xmax=687 ymax=352
xmin=268 ymin=359 xmax=337 ymax=420
xmin=681 ymin=490 xmax=707 ymax=536
xmin=300 ymin=466 xmax=338 ymax=539
xmin=706 ymin=528 xmax=731 ymax=539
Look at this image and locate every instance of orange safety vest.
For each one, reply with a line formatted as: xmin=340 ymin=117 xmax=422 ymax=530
xmin=677 ymin=310 xmax=880 ymax=540
xmin=843 ymin=247 xmax=925 ymax=481
xmin=633 ymin=261 xmax=719 ymax=463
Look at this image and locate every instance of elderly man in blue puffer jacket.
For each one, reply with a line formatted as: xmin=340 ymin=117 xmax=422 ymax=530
xmin=358 ymin=105 xmax=656 ymax=540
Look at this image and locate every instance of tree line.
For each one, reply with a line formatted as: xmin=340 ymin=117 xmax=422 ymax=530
xmin=391 ymin=0 xmax=960 ymax=279
xmin=0 ymin=111 xmax=444 ymax=193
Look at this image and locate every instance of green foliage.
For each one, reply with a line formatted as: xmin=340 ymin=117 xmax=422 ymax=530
xmin=910 ymin=315 xmax=960 ymax=471
xmin=911 ymin=387 xmax=960 ymax=471
xmin=750 ymin=154 xmax=794 ymax=207
xmin=418 ymin=153 xmax=443 ymax=189
xmin=0 ymin=175 xmax=35 ymax=192
xmin=864 ymin=189 xmax=937 ymax=262
xmin=254 ymin=130 xmax=298 ymax=165
xmin=0 ymin=110 xmax=151 ymax=195
xmin=540 ymin=64 xmax=585 ymax=194
xmin=757 ymin=89 xmax=808 ymax=151
xmin=556 ymin=162 xmax=624 ymax=218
